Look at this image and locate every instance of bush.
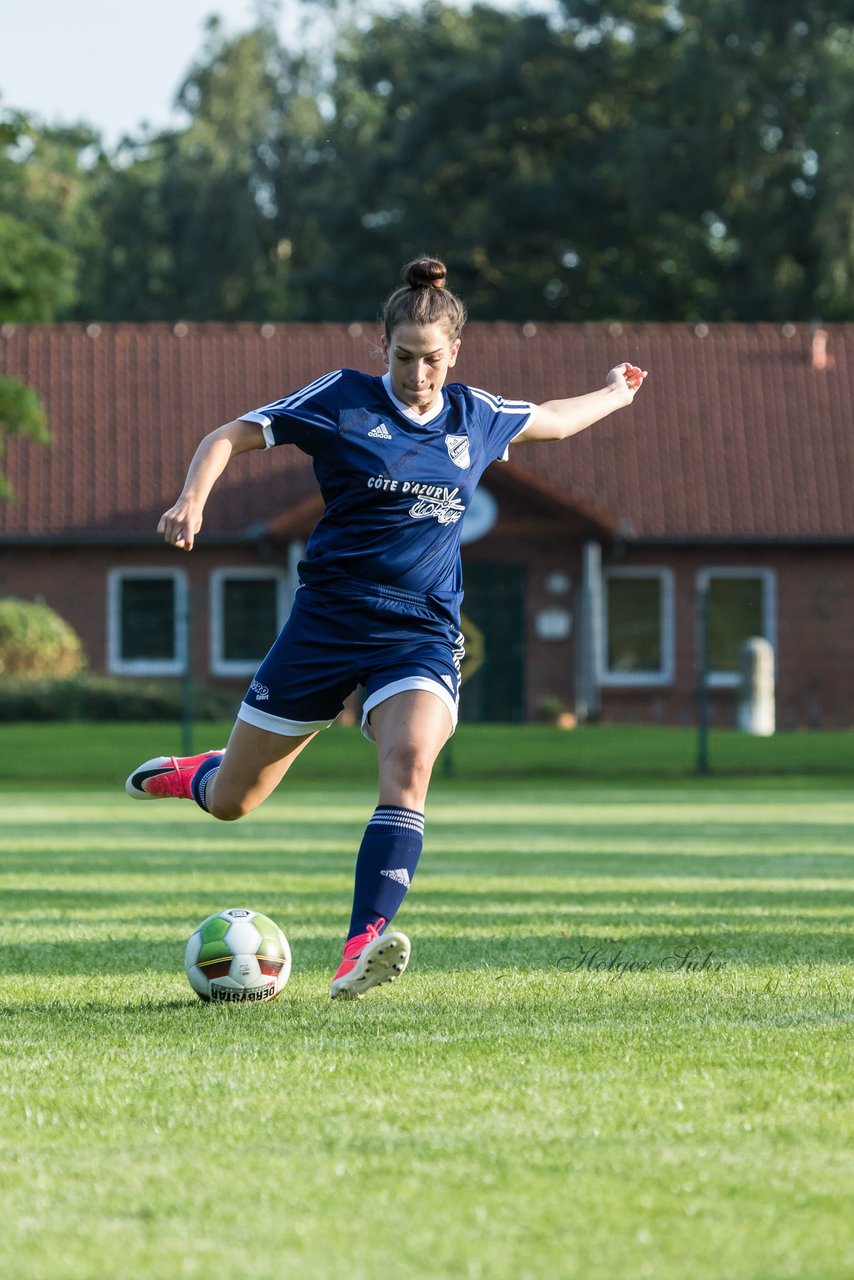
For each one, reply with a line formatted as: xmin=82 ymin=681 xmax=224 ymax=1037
xmin=0 ymin=676 xmax=240 ymax=722
xmin=0 ymin=598 xmax=85 ymax=679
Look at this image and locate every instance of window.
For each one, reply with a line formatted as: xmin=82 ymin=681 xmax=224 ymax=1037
xmin=697 ymin=568 xmax=776 ymax=685
xmin=600 ymin=568 xmax=674 ymax=685
xmin=107 ymin=569 xmax=187 ymax=676
xmin=210 ymin=569 xmax=289 ymax=676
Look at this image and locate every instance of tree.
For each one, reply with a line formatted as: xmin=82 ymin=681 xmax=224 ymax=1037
xmin=76 ymin=16 xmax=325 ymax=321
xmin=0 ymin=114 xmax=81 ymax=492
xmin=11 ymin=0 xmax=852 ymax=324
xmin=810 ymin=20 xmax=854 ymax=317
xmin=288 ymin=0 xmax=854 ymax=321
xmin=0 ymin=115 xmax=85 ymax=320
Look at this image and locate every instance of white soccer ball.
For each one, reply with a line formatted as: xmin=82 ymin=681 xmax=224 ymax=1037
xmin=184 ymin=908 xmax=291 ymax=1003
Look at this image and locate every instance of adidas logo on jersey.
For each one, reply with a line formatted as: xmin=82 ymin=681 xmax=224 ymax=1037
xmin=380 ymin=867 xmax=411 ymax=887
xmin=368 ymin=423 xmax=393 ymax=439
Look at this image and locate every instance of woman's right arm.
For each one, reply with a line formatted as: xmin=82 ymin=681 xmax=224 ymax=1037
xmin=158 ymin=418 xmax=266 ymax=550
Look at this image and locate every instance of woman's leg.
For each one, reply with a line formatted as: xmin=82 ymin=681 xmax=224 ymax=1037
xmin=330 ymin=689 xmax=452 ymax=998
xmin=371 ymin=688 xmax=453 ymax=809
xmin=203 ymin=718 xmax=317 ymax=821
xmin=125 ymin=719 xmax=317 ymax=819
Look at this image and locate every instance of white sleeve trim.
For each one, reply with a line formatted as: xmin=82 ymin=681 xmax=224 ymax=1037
xmin=501 ymin=406 xmax=537 ymax=459
xmin=238 ymin=412 xmax=275 ymax=447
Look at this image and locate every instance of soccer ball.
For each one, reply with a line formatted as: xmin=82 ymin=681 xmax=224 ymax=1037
xmin=185 ymin=908 xmax=291 ymax=1003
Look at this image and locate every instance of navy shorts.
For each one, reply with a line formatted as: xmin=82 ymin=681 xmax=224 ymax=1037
xmin=237 ymin=583 xmax=465 ymax=741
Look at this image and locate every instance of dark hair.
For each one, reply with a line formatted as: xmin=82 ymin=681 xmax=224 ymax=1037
xmin=382 ymin=257 xmax=467 ymax=342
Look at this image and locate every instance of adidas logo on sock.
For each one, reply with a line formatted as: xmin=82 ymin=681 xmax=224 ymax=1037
xmin=368 ymin=423 xmax=393 ymax=439
xmin=380 ymin=867 xmax=411 ymax=887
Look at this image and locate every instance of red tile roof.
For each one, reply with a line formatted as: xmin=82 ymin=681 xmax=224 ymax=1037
xmin=1 ymin=322 xmax=851 ymax=541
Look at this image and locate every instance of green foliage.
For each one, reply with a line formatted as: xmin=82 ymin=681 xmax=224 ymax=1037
xmin=73 ymin=18 xmax=314 ymax=321
xmin=0 ymin=376 xmax=47 ymax=440
xmin=0 ymin=211 xmax=77 ymax=322
xmin=0 ymin=674 xmax=238 ymax=722
xmin=0 ymin=374 xmax=49 ymax=499
xmin=0 ymin=598 xmax=85 ymax=679
xmin=0 ymin=114 xmax=99 ymax=321
xmin=288 ymin=0 xmax=853 ymax=322
xmin=3 ymin=4 xmax=854 ymax=322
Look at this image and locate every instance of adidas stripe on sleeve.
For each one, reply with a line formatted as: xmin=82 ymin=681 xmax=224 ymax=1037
xmin=469 ymin=386 xmax=536 ymax=462
xmin=241 ymin=370 xmax=344 ymax=449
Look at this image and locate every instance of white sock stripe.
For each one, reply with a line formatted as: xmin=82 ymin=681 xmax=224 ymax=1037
xmin=370 ymin=806 xmax=425 ymax=834
xmin=369 ymin=816 xmax=425 ymax=834
xmin=373 ymin=806 xmax=424 ymax=819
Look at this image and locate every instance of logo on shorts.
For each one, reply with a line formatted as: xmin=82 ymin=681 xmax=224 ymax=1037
xmin=445 ymin=434 xmax=471 ymax=469
xmin=250 ymin=679 xmax=270 ymax=702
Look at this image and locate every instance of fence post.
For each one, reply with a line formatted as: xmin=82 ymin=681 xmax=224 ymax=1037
xmin=180 ymin=579 xmax=193 ymax=755
xmin=696 ymin=582 xmax=710 ymax=775
xmin=576 ymin=541 xmax=602 ymax=722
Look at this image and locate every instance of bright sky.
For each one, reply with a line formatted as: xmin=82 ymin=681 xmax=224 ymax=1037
xmin=0 ymin=0 xmax=555 ymax=146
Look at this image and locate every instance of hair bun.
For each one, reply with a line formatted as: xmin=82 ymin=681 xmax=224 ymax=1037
xmin=403 ymin=257 xmax=447 ymax=290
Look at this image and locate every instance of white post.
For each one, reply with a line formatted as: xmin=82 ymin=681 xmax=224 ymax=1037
xmin=738 ymin=637 xmax=775 ymax=736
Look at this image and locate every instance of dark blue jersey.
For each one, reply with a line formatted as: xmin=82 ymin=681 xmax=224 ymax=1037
xmin=241 ymin=369 xmax=534 ymax=606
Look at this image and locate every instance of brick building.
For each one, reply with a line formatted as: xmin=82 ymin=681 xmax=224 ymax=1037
xmin=1 ymin=322 xmax=851 ymax=727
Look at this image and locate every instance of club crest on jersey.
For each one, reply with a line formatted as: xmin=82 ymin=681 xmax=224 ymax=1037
xmin=445 ymin=434 xmax=471 ymax=469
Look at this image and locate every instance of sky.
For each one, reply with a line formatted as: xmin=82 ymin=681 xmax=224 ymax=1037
xmin=0 ymin=0 xmax=555 ymax=147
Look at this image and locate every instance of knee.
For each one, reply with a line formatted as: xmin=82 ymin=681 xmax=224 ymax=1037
xmin=379 ymin=744 xmax=434 ymax=807
xmin=206 ymin=797 xmax=251 ymax=822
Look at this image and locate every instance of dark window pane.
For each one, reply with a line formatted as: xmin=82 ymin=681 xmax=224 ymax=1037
xmin=120 ymin=578 xmax=175 ymax=660
xmin=708 ymin=577 xmax=763 ymax=671
xmin=606 ymin=577 xmax=662 ymax=673
xmin=223 ymin=578 xmax=279 ymax=662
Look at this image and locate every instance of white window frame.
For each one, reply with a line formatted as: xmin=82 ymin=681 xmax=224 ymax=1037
xmin=107 ymin=567 xmax=188 ymax=676
xmin=697 ymin=566 xmax=777 ymax=688
xmin=209 ymin=567 xmax=290 ymax=677
xmin=599 ymin=566 xmax=675 ymax=687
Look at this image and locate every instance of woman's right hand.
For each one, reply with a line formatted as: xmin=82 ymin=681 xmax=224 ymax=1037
xmin=158 ymin=498 xmax=203 ymax=551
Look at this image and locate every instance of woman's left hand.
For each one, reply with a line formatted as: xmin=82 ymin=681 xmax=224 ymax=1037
xmin=607 ymin=362 xmax=648 ymax=403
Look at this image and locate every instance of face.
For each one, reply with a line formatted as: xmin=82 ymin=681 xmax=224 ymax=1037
xmin=382 ymin=322 xmax=461 ymax=415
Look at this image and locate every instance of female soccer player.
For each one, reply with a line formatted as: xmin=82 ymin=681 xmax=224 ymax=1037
xmin=126 ymin=257 xmax=647 ymax=999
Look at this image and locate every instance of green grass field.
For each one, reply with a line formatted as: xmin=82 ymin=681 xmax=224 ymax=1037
xmin=3 ymin=720 xmax=854 ymax=786
xmin=2 ymin=774 xmax=853 ymax=1279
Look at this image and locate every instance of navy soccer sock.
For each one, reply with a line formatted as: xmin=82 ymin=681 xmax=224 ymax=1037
xmin=190 ymin=756 xmax=222 ymax=814
xmin=348 ymin=805 xmax=425 ymax=940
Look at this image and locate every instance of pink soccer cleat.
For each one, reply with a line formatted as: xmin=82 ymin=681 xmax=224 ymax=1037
xmin=330 ymin=917 xmax=411 ymax=1000
xmin=125 ymin=750 xmax=224 ymax=799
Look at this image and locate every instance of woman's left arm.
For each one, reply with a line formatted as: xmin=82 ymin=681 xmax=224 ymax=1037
xmin=513 ymin=362 xmax=648 ymax=443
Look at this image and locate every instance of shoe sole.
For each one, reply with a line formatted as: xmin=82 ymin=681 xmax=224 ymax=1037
xmin=330 ymin=931 xmax=410 ymax=1000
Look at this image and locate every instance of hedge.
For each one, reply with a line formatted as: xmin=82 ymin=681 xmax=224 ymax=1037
xmin=0 ymin=676 xmax=240 ymax=722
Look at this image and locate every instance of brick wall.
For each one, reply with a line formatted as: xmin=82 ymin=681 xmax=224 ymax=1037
xmin=598 ymin=544 xmax=854 ymax=729
xmin=2 ymin=539 xmax=851 ymax=728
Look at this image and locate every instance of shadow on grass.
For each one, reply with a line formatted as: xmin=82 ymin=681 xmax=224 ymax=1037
xmin=3 ymin=920 xmax=851 ymax=979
